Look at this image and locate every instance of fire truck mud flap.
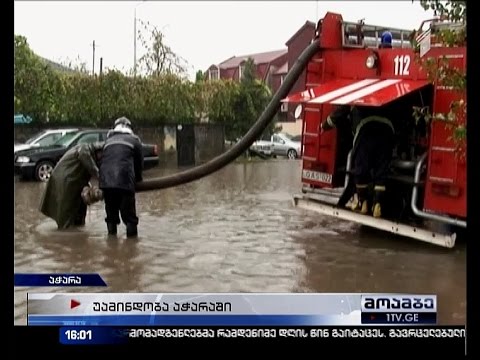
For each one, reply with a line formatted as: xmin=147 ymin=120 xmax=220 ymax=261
xmin=292 ymin=194 xmax=456 ymax=248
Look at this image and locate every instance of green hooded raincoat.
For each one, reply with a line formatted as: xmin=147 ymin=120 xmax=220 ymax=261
xmin=39 ymin=142 xmax=103 ymax=229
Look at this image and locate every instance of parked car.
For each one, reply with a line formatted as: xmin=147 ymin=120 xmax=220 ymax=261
xmin=250 ymin=141 xmax=274 ymax=156
xmin=14 ymin=129 xmax=159 ymax=182
xmin=251 ymin=133 xmax=301 ymax=159
xmin=14 ymin=128 xmax=79 ymax=153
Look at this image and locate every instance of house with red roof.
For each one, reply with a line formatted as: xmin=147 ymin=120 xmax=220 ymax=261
xmin=205 ymin=20 xmax=316 ymax=134
xmin=205 ymin=49 xmax=287 ymax=86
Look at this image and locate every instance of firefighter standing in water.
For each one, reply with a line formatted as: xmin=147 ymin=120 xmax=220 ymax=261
xmin=99 ymin=117 xmax=144 ymax=237
xmin=321 ymin=105 xmax=395 ymax=218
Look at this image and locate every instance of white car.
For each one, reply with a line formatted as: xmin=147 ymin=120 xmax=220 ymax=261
xmin=14 ymin=128 xmax=78 ymax=153
xmin=270 ymin=133 xmax=301 ymax=159
xmin=250 ymin=141 xmax=274 ymax=156
xmin=251 ymin=133 xmax=301 ymax=159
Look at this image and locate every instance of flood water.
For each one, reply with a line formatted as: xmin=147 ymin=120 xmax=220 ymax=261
xmin=14 ymin=160 xmax=466 ymax=325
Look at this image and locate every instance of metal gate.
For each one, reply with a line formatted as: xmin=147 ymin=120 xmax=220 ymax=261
xmin=176 ymin=124 xmax=195 ymax=167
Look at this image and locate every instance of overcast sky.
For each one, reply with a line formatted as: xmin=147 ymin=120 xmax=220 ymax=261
xmin=14 ymin=1 xmax=434 ymax=80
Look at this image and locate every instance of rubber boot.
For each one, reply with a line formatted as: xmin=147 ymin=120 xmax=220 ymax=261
xmin=73 ymin=217 xmax=86 ymax=227
xmin=352 ymin=184 xmax=369 ymax=215
xmin=126 ymin=223 xmax=138 ymax=238
xmin=107 ymin=223 xmax=117 ymax=235
xmin=74 ymin=204 xmax=87 ymax=226
xmin=372 ymin=185 xmax=386 ymax=218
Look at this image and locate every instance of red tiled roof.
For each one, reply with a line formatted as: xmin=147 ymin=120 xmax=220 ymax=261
xmin=219 ymin=49 xmax=287 ymax=69
xmin=274 ymin=62 xmax=288 ymax=75
xmin=285 ymin=20 xmax=316 ymax=46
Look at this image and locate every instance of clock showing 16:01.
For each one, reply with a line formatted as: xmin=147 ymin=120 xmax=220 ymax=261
xmin=59 ymin=327 xmax=128 ymax=345
xmin=59 ymin=327 xmax=93 ymax=344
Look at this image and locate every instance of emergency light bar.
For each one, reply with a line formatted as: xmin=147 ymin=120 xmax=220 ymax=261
xmin=341 ymin=21 xmax=413 ymax=49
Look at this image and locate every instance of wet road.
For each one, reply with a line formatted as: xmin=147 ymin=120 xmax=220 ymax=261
xmin=14 ymin=160 xmax=466 ymax=325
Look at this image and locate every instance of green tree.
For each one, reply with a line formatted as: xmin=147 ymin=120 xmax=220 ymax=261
xmin=14 ymin=35 xmax=60 ymax=122
xmin=195 ymin=70 xmax=205 ymax=82
xmin=136 ymin=20 xmax=188 ymax=77
xmin=198 ymin=80 xmax=240 ymax=125
xmin=14 ymin=34 xmax=278 ymax=133
xmin=224 ymin=58 xmax=273 ymax=140
xmin=58 ymin=56 xmax=89 ymax=74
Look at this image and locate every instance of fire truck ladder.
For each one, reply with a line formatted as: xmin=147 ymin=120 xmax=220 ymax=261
xmin=407 ymin=17 xmax=465 ymax=56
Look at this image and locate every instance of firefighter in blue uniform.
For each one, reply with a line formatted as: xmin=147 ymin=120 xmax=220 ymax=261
xmin=99 ymin=117 xmax=144 ymax=237
xmin=321 ymin=105 xmax=395 ymax=218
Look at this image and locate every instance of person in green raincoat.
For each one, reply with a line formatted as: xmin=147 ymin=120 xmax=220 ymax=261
xmin=39 ymin=142 xmax=104 ymax=229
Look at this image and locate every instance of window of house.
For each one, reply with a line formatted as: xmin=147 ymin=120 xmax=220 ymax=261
xmin=280 ymin=75 xmax=285 ymax=84
xmin=239 ymin=64 xmax=245 ymax=80
xmin=209 ymin=68 xmax=219 ymax=80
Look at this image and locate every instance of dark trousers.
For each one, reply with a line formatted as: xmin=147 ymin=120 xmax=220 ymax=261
xmin=353 ymin=122 xmax=394 ymax=187
xmin=102 ymin=189 xmax=138 ymax=226
xmin=73 ymin=201 xmax=87 ymax=226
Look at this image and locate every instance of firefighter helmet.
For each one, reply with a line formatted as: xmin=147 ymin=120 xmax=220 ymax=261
xmin=114 ymin=116 xmax=132 ymax=129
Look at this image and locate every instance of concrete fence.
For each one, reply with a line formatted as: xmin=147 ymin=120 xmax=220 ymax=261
xmin=14 ymin=123 xmax=226 ymax=168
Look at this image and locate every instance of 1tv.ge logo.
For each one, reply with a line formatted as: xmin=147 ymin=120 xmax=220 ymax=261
xmin=361 ymin=295 xmax=437 ymax=312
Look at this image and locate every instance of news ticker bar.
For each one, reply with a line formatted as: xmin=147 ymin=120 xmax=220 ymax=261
xmin=15 ymin=273 xmax=107 ymax=287
xmin=58 ymin=326 xmax=466 ymax=345
xmin=27 ymin=293 xmax=437 ymax=326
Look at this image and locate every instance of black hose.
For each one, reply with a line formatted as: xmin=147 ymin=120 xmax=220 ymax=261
xmin=136 ymin=39 xmax=320 ymax=192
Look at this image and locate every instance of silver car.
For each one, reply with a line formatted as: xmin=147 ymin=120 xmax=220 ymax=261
xmin=250 ymin=141 xmax=273 ymax=156
xmin=271 ymin=133 xmax=301 ymax=159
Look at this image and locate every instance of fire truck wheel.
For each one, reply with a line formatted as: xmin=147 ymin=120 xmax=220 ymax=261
xmin=287 ymin=149 xmax=297 ymax=159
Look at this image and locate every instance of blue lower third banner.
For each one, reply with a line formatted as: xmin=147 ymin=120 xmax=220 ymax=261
xmin=36 ymin=315 xmax=358 ymax=326
xmin=15 ymin=273 xmax=107 ymax=287
xmin=27 ymin=293 xmax=437 ymax=326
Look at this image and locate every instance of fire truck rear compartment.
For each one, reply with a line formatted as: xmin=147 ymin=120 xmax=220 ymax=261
xmin=298 ymin=85 xmax=465 ymax=248
xmin=307 ymin=86 xmax=432 ymax=213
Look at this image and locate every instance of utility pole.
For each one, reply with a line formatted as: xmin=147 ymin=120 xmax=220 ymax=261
xmin=134 ymin=1 xmax=146 ymax=78
xmin=92 ymin=40 xmax=96 ymax=76
xmin=100 ymin=57 xmax=104 ymax=122
xmin=134 ymin=8 xmax=137 ymax=77
xmin=91 ymin=41 xmax=101 ymax=76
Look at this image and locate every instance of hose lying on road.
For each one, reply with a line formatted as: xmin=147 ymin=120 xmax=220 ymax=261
xmin=135 ymin=39 xmax=320 ymax=192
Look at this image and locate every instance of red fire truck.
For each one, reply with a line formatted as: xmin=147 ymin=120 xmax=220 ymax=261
xmin=283 ymin=12 xmax=466 ymax=248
